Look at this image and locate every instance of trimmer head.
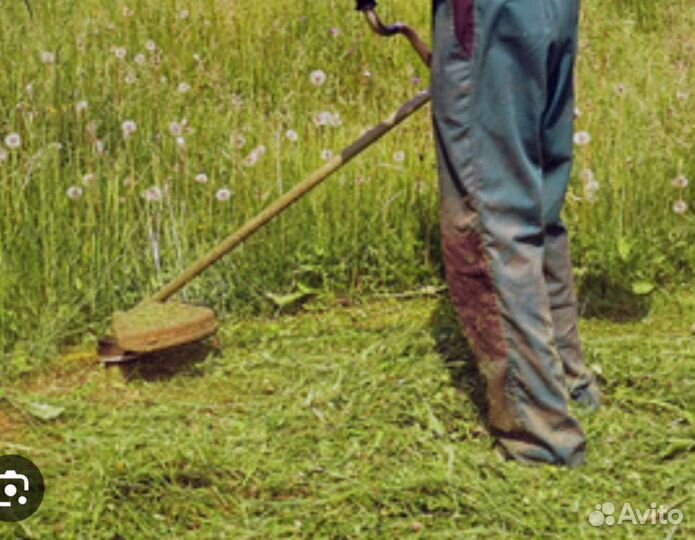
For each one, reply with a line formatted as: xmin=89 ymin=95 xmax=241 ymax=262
xmin=98 ymin=301 xmax=218 ymax=363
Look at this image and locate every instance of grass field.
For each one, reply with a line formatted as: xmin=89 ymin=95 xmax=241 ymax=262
xmin=1 ymin=0 xmax=694 ymax=363
xmin=1 ymin=0 xmax=695 ymax=537
xmin=1 ymin=290 xmax=694 ymax=538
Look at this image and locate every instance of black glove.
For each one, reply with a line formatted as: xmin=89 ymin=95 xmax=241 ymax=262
xmin=356 ymin=0 xmax=377 ymax=11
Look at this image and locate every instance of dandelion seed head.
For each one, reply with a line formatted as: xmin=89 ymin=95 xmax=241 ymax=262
xmin=314 ymin=111 xmax=333 ymax=127
xmin=673 ymin=200 xmax=688 ymax=215
xmin=573 ymin=106 xmax=581 ymax=119
xmin=134 ymin=53 xmax=146 ymax=65
xmin=179 ymin=9 xmax=190 ymax=20
xmin=363 ymin=69 xmax=373 ymax=80
xmin=25 ymin=83 xmax=33 ymax=96
xmin=195 ymin=173 xmax=209 ymax=184
xmin=40 ymin=51 xmax=56 ymax=65
xmin=114 ymin=46 xmax=127 ymax=60
xmin=143 ymin=186 xmax=163 ymax=202
xmin=573 ymin=131 xmax=591 ymax=146
xmin=95 ymin=139 xmax=105 ymax=155
xmin=255 ymin=144 xmax=267 ymax=156
xmin=676 ymin=91 xmax=689 ymax=102
xmin=177 ymin=82 xmax=191 ymax=94
xmin=75 ymin=100 xmax=88 ymax=113
xmin=615 ymin=83 xmax=626 ymax=95
xmin=330 ymin=113 xmax=342 ymax=128
xmin=193 ymin=52 xmax=201 ymax=62
xmin=580 ymin=169 xmax=595 ymax=183
xmin=394 ymin=151 xmax=406 ymax=163
xmin=321 ymin=149 xmax=334 ymax=161
xmin=66 ymin=186 xmax=83 ymax=200
xmin=672 ymin=175 xmax=689 ymax=189
xmin=121 ymin=119 xmax=137 ymax=139
xmin=125 ymin=72 xmax=137 ymax=85
xmin=82 ymin=173 xmax=95 ymax=185
xmin=243 ymin=151 xmax=259 ymax=167
xmin=145 ymin=39 xmax=157 ymax=52
xmin=285 ymin=129 xmax=299 ymax=142
xmin=310 ymin=69 xmax=327 ymax=87
xmin=4 ymin=133 xmax=21 ymax=149
xmin=216 ymin=188 xmax=232 ymax=202
xmin=169 ymin=121 xmax=183 ymax=137
xmin=176 ymin=136 xmax=186 ymax=148
xmin=329 ymin=27 xmax=340 ymax=38
xmin=583 ymin=180 xmax=600 ymax=203
xmin=411 ymin=76 xmax=421 ymax=86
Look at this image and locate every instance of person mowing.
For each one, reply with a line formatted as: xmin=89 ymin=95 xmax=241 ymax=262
xmin=360 ymin=0 xmax=601 ymax=466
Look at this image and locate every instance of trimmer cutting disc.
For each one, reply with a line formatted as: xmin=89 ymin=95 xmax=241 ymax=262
xmin=98 ymin=301 xmax=217 ymax=363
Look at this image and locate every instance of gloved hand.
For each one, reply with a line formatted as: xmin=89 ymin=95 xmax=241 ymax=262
xmin=356 ymin=0 xmax=377 ymax=11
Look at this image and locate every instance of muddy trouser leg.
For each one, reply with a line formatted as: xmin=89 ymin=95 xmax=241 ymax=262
xmin=432 ymin=0 xmax=586 ymax=466
xmin=540 ymin=6 xmax=601 ymax=409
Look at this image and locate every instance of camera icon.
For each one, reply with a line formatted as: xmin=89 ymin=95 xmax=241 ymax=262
xmin=0 ymin=470 xmax=30 ymax=508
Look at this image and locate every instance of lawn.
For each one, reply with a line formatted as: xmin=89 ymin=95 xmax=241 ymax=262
xmin=1 ymin=290 xmax=693 ymax=538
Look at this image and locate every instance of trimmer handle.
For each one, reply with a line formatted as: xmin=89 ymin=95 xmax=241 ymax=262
xmin=356 ymin=0 xmax=377 ymax=11
xmin=358 ymin=2 xmax=431 ymax=67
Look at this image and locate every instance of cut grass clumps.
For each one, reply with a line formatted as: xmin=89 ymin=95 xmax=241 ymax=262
xmin=1 ymin=293 xmax=694 ymax=538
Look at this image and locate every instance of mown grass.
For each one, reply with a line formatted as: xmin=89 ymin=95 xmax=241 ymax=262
xmin=1 ymin=290 xmax=694 ymax=539
xmin=1 ymin=0 xmax=694 ymax=366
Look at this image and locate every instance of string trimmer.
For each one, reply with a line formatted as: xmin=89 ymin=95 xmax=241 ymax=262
xmin=98 ymin=1 xmax=432 ymax=363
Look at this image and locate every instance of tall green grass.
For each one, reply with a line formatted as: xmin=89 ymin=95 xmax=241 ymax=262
xmin=0 ymin=0 xmax=693 ymax=367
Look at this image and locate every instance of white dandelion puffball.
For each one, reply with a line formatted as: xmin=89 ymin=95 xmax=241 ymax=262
xmin=255 ymin=144 xmax=267 ymax=156
xmin=0 ymin=148 xmax=8 ymax=162
xmin=143 ymin=186 xmax=163 ymax=202
xmin=676 ymin=91 xmax=689 ymax=102
xmin=195 ymin=173 xmax=209 ymax=184
xmin=121 ymin=120 xmax=137 ymax=139
xmin=330 ymin=112 xmax=343 ymax=128
xmin=179 ymin=9 xmax=190 ymax=20
xmin=310 ymin=69 xmax=327 ymax=86
xmin=314 ymin=111 xmax=333 ymax=127
xmin=82 ymin=173 xmax=96 ymax=185
xmin=580 ymin=169 xmax=595 ymax=183
xmin=134 ymin=53 xmax=146 ymax=65
xmin=66 ymin=186 xmax=83 ymax=200
xmin=40 ymin=51 xmax=56 ymax=65
xmin=145 ymin=39 xmax=157 ymax=52
xmin=176 ymin=136 xmax=186 ymax=148
xmin=114 ymin=46 xmax=127 ymax=60
xmin=394 ymin=151 xmax=406 ymax=163
xmin=75 ymin=100 xmax=88 ymax=113
xmin=573 ymin=107 xmax=581 ymax=119
xmin=177 ymin=82 xmax=191 ymax=94
xmin=286 ymin=129 xmax=299 ymax=142
xmin=673 ymin=200 xmax=688 ymax=215
xmin=573 ymin=131 xmax=591 ymax=146
xmin=4 ymin=133 xmax=21 ymax=149
xmin=321 ymin=149 xmax=334 ymax=161
xmin=244 ymin=152 xmax=260 ymax=167
xmin=583 ymin=180 xmax=600 ymax=203
xmin=329 ymin=27 xmax=340 ymax=38
xmin=125 ymin=72 xmax=137 ymax=85
xmin=25 ymin=83 xmax=33 ymax=96
xmin=672 ymin=175 xmax=689 ymax=189
xmin=95 ymin=139 xmax=105 ymax=154
xmin=169 ymin=121 xmax=183 ymax=137
xmin=216 ymin=188 xmax=232 ymax=202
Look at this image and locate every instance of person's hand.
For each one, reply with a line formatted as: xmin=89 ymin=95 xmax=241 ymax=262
xmin=355 ymin=0 xmax=377 ymax=11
